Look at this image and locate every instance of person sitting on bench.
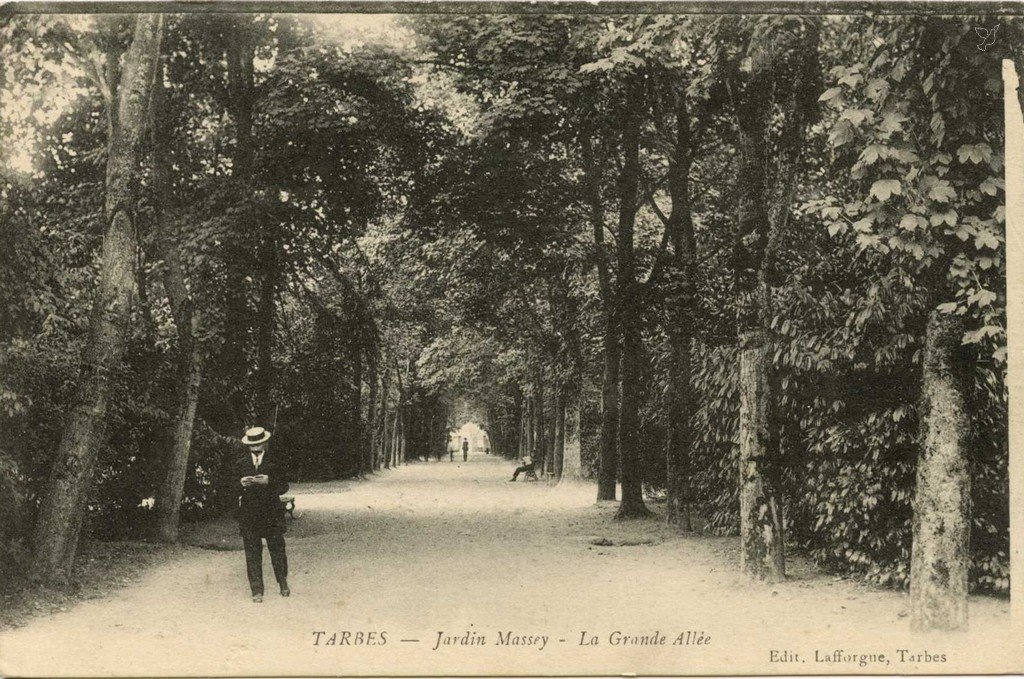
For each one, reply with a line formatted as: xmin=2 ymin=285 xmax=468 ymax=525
xmin=509 ymin=455 xmax=536 ymax=482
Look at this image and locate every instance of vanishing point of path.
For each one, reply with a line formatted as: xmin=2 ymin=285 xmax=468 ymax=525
xmin=0 ymin=452 xmax=1013 ymax=676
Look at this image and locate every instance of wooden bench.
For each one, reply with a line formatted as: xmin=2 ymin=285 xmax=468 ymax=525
xmin=280 ymin=495 xmax=296 ymax=519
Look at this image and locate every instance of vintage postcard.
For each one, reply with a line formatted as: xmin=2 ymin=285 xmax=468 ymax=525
xmin=0 ymin=1 xmax=1021 ymax=676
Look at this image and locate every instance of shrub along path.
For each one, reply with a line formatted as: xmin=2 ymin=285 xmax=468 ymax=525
xmin=0 ymin=452 xmax=1011 ymax=676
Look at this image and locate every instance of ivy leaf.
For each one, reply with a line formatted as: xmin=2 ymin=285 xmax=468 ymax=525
xmin=878 ymin=109 xmax=908 ymax=135
xmin=870 ymin=179 xmax=901 ymax=201
xmin=840 ymin=108 xmax=873 ymax=126
xmin=898 ymin=214 xmax=927 ymax=231
xmin=865 ymin=78 xmax=889 ymax=101
xmin=954 ymin=224 xmax=974 ymax=241
xmin=970 ymin=290 xmax=997 ymax=308
xmin=929 ymin=209 xmax=957 ymax=227
xmin=852 ymin=216 xmax=874 ymax=233
xmin=819 ymin=86 xmax=843 ymax=103
xmin=974 ymin=228 xmax=1000 ymax=250
xmin=860 ymin=144 xmax=887 ymax=165
xmin=828 ymin=119 xmax=855 ymax=147
xmin=827 ymin=221 xmax=847 ymax=237
xmin=957 ymin=143 xmax=993 ymax=164
xmin=979 ymin=176 xmax=1003 ymax=196
xmin=928 ymin=181 xmax=956 ymax=203
xmin=839 ymin=72 xmax=862 ymax=88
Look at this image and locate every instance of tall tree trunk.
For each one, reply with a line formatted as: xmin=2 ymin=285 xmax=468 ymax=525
xmin=519 ymin=399 xmax=527 ymax=458
xmin=910 ymin=310 xmax=970 ymax=631
xmin=398 ymin=406 xmax=406 ymax=465
xmin=150 ymin=61 xmax=204 ymax=543
xmin=254 ymin=233 xmax=278 ymax=427
xmin=733 ymin=20 xmax=820 ymax=579
xmin=734 ymin=64 xmax=785 ymax=580
xmin=536 ymin=371 xmax=548 ymax=475
xmin=665 ymin=89 xmax=697 ymax=531
xmin=380 ymin=367 xmax=391 ymax=470
xmin=615 ymin=78 xmax=651 ymax=520
xmin=511 ymin=390 xmax=523 ymax=459
xmin=582 ymin=133 xmax=620 ymax=501
xmin=367 ymin=358 xmax=378 ymax=474
xmin=349 ymin=337 xmax=363 ymax=476
xmin=397 ymin=366 xmax=407 ymax=466
xmin=31 ymin=15 xmax=164 ymax=583
xmin=737 ymin=329 xmax=785 ymax=579
xmin=597 ymin=332 xmax=620 ymax=501
xmin=665 ymin=322 xmax=693 ymax=531
xmin=559 ymin=390 xmax=583 ymax=483
xmin=553 ymin=384 xmax=565 ymax=481
xmin=525 ymin=394 xmax=535 ymax=459
xmin=222 ymin=18 xmax=256 ymax=429
xmin=388 ymin=410 xmax=397 ymax=468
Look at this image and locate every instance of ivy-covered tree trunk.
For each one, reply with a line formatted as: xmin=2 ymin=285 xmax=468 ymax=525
xmin=150 ymin=64 xmax=204 ymax=544
xmin=582 ymin=133 xmax=620 ymax=502
xmin=733 ymin=19 xmax=820 ymax=579
xmin=733 ymin=58 xmax=784 ymax=580
xmin=910 ymin=309 xmax=970 ymax=631
xmin=737 ymin=328 xmax=785 ymax=580
xmin=615 ymin=79 xmax=651 ymax=520
xmin=30 ymin=15 xmax=164 ymax=583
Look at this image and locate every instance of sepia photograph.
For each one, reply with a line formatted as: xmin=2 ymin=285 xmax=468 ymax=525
xmin=0 ymin=2 xmax=1021 ymax=676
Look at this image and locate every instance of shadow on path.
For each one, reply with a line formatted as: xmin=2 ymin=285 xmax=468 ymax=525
xmin=0 ymin=451 xmax=1012 ymax=676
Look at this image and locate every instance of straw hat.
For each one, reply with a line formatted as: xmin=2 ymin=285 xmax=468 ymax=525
xmin=241 ymin=426 xmax=272 ymax=447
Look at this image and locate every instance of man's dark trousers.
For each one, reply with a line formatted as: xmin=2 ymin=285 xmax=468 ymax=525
xmin=241 ymin=528 xmax=287 ymax=596
xmin=236 ymin=453 xmax=290 ymax=596
xmin=512 ymin=462 xmax=534 ymax=481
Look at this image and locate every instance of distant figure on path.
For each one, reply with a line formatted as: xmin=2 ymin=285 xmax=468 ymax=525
xmin=509 ymin=454 xmax=536 ymax=482
xmin=237 ymin=426 xmax=290 ymax=603
xmin=462 ymin=438 xmax=469 ymax=462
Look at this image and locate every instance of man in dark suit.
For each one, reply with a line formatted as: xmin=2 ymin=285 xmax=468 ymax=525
xmin=237 ymin=426 xmax=290 ymax=603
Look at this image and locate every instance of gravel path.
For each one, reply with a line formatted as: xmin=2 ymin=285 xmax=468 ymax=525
xmin=0 ymin=452 xmax=1014 ymax=676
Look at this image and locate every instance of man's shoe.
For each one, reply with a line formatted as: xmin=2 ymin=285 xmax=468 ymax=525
xmin=252 ymin=594 xmax=263 ymax=603
xmin=280 ymin=581 xmax=290 ymax=597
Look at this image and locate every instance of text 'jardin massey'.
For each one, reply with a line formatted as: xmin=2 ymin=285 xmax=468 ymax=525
xmin=427 ymin=629 xmax=711 ymax=651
